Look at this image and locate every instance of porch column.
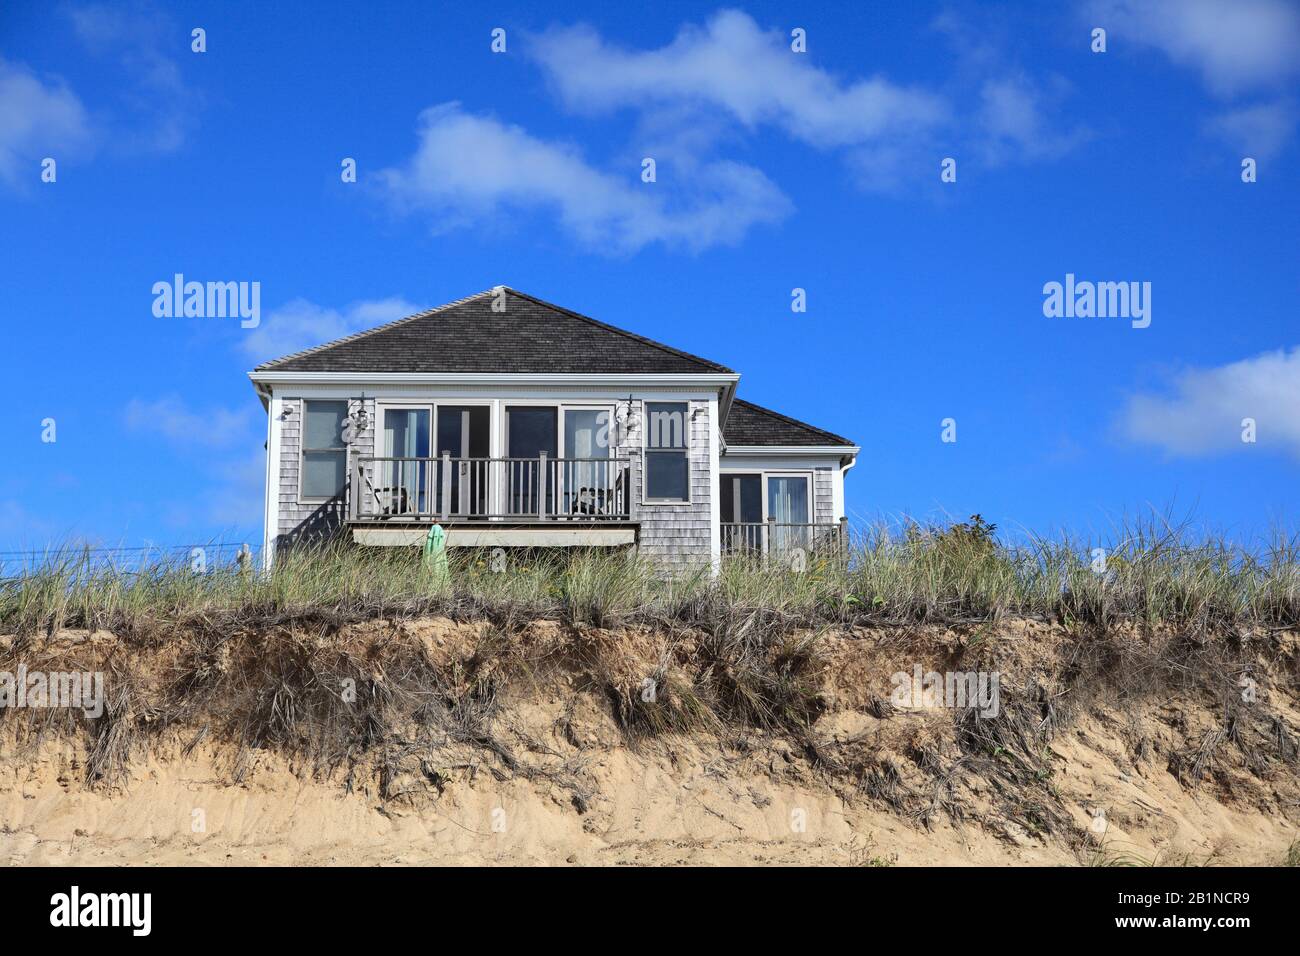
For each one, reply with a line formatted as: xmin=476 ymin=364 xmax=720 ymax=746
xmin=440 ymin=452 xmax=451 ymax=521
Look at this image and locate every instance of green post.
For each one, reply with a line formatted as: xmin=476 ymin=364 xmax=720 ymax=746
xmin=423 ymin=524 xmax=449 ymax=588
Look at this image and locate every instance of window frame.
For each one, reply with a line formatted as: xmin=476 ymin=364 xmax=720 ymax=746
xmin=299 ymin=399 xmax=350 ymax=503
xmin=763 ymin=471 xmax=813 ymax=524
xmin=641 ymin=400 xmax=692 ymax=505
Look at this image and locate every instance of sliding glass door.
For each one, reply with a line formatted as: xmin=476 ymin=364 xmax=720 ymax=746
xmin=436 ymin=405 xmax=490 ymax=516
xmin=505 ymin=406 xmax=557 ymax=516
xmin=379 ymin=405 xmax=489 ymax=517
xmin=381 ymin=408 xmax=430 ymax=514
xmin=561 ymin=408 xmax=612 ymax=517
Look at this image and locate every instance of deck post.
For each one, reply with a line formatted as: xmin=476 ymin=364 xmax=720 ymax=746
xmin=765 ymin=516 xmax=775 ymax=562
xmin=349 ymin=457 xmax=358 ymax=521
xmin=538 ymin=451 xmax=548 ymax=519
xmin=440 ymin=452 xmax=451 ymax=521
xmin=838 ymin=516 xmax=849 ymax=561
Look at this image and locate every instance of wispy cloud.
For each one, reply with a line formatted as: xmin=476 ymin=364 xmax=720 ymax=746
xmin=240 ymin=296 xmax=422 ymax=362
xmin=531 ymin=10 xmax=947 ymax=149
xmin=377 ymin=103 xmax=791 ymax=254
xmin=1090 ymin=0 xmax=1300 ymax=155
xmin=0 ymin=57 xmax=94 ymax=188
xmin=529 ymin=9 xmax=956 ymax=194
xmin=1118 ymin=347 xmax=1300 ymax=458
xmin=974 ymin=74 xmax=1090 ymax=164
xmin=123 ymin=397 xmax=265 ymax=531
xmin=66 ymin=1 xmax=200 ymax=154
xmin=376 ymin=9 xmax=1084 ymax=249
xmin=1089 ymin=0 xmax=1300 ymax=97
xmin=124 ymin=396 xmax=257 ymax=448
xmin=201 ymin=451 xmax=266 ymax=528
xmin=932 ymin=11 xmax=1089 ymax=168
xmin=1203 ymin=99 xmax=1297 ymax=160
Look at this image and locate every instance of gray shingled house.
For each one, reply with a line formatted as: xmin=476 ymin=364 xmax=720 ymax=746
xmin=249 ymin=288 xmax=858 ymax=571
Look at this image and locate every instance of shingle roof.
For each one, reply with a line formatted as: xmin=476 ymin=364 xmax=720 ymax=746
xmin=255 ymin=287 xmax=733 ymax=374
xmin=723 ymin=398 xmax=855 ymax=448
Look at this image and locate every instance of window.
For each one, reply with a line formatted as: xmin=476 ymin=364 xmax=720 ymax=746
xmin=644 ymin=401 xmax=689 ymax=501
xmin=767 ymin=474 xmax=811 ymax=552
xmin=302 ymin=400 xmax=348 ymax=499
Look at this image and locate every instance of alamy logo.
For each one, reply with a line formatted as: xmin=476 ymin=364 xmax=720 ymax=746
xmin=0 ymin=667 xmax=104 ymax=718
xmin=647 ymin=407 xmax=687 ymax=449
xmin=152 ymin=274 xmax=261 ymax=327
xmin=890 ymin=664 xmax=1000 ymax=718
xmin=50 ymin=886 xmax=151 ymax=936
xmin=1042 ymin=273 xmax=1150 ymax=328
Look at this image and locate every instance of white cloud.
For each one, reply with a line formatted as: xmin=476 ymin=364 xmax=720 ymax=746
xmin=1089 ymin=0 xmax=1300 ymax=97
xmin=377 ymin=103 xmax=791 ymax=253
xmin=528 ymin=9 xmax=1081 ymax=194
xmin=66 ymin=2 xmax=198 ymax=154
xmin=0 ymin=57 xmax=94 ymax=188
xmin=1118 ymin=347 xmax=1300 ymax=458
xmin=1090 ymin=1 xmax=1300 ymax=160
xmin=975 ymin=75 xmax=1089 ymax=163
xmin=531 ymin=10 xmax=947 ymax=149
xmin=1204 ymin=100 xmax=1297 ymax=159
xmin=240 ymin=296 xmax=421 ymax=362
xmin=124 ymin=396 xmax=257 ymax=448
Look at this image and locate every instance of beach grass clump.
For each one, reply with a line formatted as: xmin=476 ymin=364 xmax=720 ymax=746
xmin=2 ymin=514 xmax=1298 ymax=637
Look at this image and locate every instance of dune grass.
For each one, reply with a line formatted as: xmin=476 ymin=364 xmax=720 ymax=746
xmin=1 ymin=515 xmax=1298 ymax=638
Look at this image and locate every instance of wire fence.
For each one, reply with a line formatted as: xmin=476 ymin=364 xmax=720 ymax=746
xmin=0 ymin=542 xmax=261 ymax=575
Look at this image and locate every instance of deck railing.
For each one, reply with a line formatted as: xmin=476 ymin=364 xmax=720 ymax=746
xmin=721 ymin=519 xmax=848 ymax=558
xmin=351 ymin=454 xmax=632 ymax=522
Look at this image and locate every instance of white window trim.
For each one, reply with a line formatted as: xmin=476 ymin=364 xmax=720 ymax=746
xmin=762 ymin=471 xmax=813 ymax=524
xmin=717 ymin=468 xmax=814 ymax=523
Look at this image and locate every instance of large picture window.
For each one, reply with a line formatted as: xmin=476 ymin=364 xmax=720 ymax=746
xmin=302 ymin=400 xmax=348 ymax=499
xmin=644 ymin=401 xmax=689 ymax=502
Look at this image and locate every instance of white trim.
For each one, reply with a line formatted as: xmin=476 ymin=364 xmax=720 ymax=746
xmin=262 ymin=385 xmax=719 ymax=404
xmin=834 ymin=460 xmax=851 ymax=522
xmin=251 ymin=371 xmax=739 ymax=388
xmin=262 ymin=391 xmax=282 ymax=571
xmin=725 ymin=445 xmax=860 ymax=456
xmin=708 ymin=396 xmax=721 ymax=576
xmin=353 ymin=525 xmax=637 ymax=548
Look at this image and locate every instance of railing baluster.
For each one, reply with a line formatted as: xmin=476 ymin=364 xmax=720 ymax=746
xmin=538 ymin=452 xmax=547 ymax=520
xmin=440 ymin=453 xmax=450 ymax=521
xmin=350 ymin=456 xmax=633 ymax=524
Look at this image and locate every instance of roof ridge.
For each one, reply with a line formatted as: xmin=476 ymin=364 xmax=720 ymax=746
xmin=253 ymin=288 xmax=498 ymax=371
xmin=500 ymin=287 xmax=734 ymax=374
xmin=731 ymin=397 xmax=854 ymax=446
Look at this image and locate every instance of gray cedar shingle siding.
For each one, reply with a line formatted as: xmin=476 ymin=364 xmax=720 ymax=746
xmin=276 ymin=397 xmax=375 ymax=547
xmin=814 ymin=469 xmax=834 ymax=524
xmin=626 ymin=399 xmax=713 ymax=572
xmin=256 ymin=289 xmax=732 ymax=375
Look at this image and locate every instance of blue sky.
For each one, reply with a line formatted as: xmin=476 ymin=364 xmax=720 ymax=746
xmin=1 ymin=0 xmax=1298 ymax=557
